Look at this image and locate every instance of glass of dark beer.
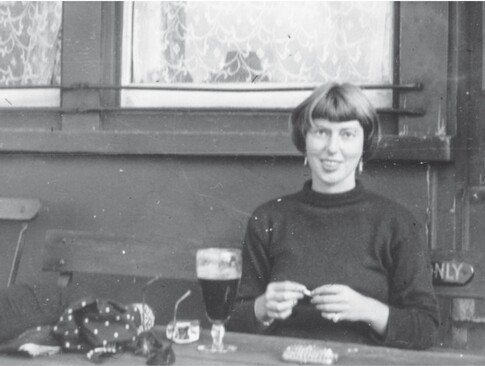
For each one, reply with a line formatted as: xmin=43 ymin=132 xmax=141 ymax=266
xmin=196 ymin=247 xmax=241 ymax=353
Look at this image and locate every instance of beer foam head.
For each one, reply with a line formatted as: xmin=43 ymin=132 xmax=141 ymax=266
xmin=196 ymin=248 xmax=241 ymax=280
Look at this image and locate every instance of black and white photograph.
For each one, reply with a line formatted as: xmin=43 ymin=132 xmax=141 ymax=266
xmin=0 ymin=1 xmax=484 ymax=365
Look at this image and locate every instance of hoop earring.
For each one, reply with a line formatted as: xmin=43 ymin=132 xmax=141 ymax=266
xmin=358 ymin=159 xmax=363 ymax=174
xmin=304 ymin=156 xmax=308 ymax=166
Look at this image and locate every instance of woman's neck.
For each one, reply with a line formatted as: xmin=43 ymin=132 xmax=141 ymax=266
xmin=310 ymin=176 xmax=356 ymax=194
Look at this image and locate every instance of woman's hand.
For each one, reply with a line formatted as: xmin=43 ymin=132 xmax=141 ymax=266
xmin=254 ymin=281 xmax=307 ymax=323
xmin=310 ymin=284 xmax=389 ymax=335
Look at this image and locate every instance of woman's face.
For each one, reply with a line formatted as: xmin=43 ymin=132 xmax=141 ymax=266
xmin=305 ymin=118 xmax=364 ymax=194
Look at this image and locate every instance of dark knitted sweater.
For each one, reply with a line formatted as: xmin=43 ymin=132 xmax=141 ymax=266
xmin=227 ymin=180 xmax=439 ymax=350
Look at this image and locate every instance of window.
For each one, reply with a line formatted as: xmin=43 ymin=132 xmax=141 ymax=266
xmin=0 ymin=2 xmax=452 ymax=161
xmin=121 ymin=1 xmax=393 ymax=109
xmin=0 ymin=2 xmax=62 ymax=107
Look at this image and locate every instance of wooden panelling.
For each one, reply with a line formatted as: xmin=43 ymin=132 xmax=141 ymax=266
xmin=61 ymin=2 xmax=102 ymax=130
xmin=399 ymin=2 xmax=449 ymax=137
xmin=43 ymin=229 xmax=203 ymax=282
xmin=0 ymin=129 xmax=453 ymax=161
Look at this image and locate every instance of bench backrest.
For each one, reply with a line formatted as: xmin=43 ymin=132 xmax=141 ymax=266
xmin=0 ymin=198 xmax=41 ymax=221
xmin=42 ymin=229 xmax=485 ymax=350
xmin=43 ymin=229 xmax=485 ymax=299
xmin=42 ymin=229 xmax=206 ymax=286
xmin=2 ymin=198 xmax=41 ymax=287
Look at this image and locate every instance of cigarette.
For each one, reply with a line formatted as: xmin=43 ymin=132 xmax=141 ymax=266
xmin=303 ymin=288 xmax=312 ymax=297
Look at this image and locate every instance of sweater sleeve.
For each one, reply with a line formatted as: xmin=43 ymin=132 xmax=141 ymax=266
xmin=372 ymin=214 xmax=440 ymax=350
xmin=226 ymin=210 xmax=274 ymax=334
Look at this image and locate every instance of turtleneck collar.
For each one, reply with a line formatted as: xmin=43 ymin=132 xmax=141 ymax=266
xmin=296 ymin=179 xmax=366 ymax=207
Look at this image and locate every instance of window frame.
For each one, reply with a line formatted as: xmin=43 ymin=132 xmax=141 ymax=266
xmin=120 ymin=1 xmax=395 ymax=111
xmin=0 ymin=2 xmax=453 ymax=161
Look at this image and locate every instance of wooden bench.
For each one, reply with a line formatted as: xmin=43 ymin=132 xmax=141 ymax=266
xmin=42 ymin=229 xmax=485 ymax=348
xmin=42 ymin=229 xmax=200 ymax=287
xmin=0 ymin=198 xmax=42 ymax=287
xmin=43 ymin=229 xmax=484 ymax=297
xmin=41 ymin=229 xmax=229 ymax=326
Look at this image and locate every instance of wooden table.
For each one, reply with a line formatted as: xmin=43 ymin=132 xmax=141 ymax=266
xmin=0 ymin=327 xmax=484 ymax=365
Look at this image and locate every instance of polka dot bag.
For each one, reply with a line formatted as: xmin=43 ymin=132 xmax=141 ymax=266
xmin=52 ymin=296 xmax=154 ymax=353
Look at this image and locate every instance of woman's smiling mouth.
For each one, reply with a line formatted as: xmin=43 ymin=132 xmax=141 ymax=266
xmin=321 ymin=159 xmax=342 ymax=170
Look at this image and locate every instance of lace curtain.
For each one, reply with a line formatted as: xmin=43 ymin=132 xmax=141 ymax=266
xmin=129 ymin=1 xmax=393 ymax=85
xmin=0 ymin=2 xmax=62 ymax=86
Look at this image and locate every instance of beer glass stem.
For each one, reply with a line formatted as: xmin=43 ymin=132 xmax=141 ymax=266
xmin=211 ymin=323 xmax=225 ymax=351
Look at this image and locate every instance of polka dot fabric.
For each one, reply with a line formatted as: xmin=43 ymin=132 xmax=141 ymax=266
xmin=132 ymin=303 xmax=155 ymax=334
xmin=52 ymin=297 xmax=153 ymax=353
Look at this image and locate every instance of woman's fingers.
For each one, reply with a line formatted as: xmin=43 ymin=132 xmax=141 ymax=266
xmin=314 ymin=302 xmax=349 ymax=313
xmin=269 ymin=281 xmax=307 ymax=294
xmin=310 ymin=284 xmax=372 ymax=323
xmin=261 ymin=281 xmax=308 ymax=320
xmin=266 ymin=298 xmax=297 ymax=312
xmin=312 ymin=284 xmax=347 ymax=295
xmin=270 ymin=292 xmax=303 ymax=302
xmin=311 ymin=294 xmax=344 ymax=305
xmin=321 ymin=311 xmax=345 ymax=323
xmin=267 ymin=281 xmax=307 ymax=302
xmin=266 ymin=299 xmax=297 ymax=319
xmin=268 ymin=307 xmax=293 ymax=320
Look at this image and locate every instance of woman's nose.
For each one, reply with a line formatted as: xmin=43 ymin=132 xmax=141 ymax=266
xmin=326 ymin=134 xmax=339 ymax=154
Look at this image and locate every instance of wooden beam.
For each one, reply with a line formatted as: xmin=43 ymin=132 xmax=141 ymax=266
xmin=61 ymin=2 xmax=102 ymax=130
xmin=43 ymin=230 xmax=206 ymax=281
xmin=0 ymin=129 xmax=454 ymax=161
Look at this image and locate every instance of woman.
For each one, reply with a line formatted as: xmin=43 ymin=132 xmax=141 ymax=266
xmin=227 ymin=82 xmax=439 ymax=350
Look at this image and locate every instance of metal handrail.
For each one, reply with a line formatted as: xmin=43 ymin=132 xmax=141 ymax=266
xmin=0 ymin=82 xmax=423 ymax=92
xmin=0 ymin=106 xmax=425 ymax=116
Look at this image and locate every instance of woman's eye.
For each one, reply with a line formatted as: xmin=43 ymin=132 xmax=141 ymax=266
xmin=341 ymin=131 xmax=356 ymax=139
xmin=314 ymin=129 xmax=328 ymax=136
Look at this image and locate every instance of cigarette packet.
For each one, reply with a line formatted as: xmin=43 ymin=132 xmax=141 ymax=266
xmin=166 ymin=319 xmax=200 ymax=344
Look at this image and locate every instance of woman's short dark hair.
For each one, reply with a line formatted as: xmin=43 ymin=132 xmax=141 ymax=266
xmin=290 ymin=82 xmax=380 ymax=161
